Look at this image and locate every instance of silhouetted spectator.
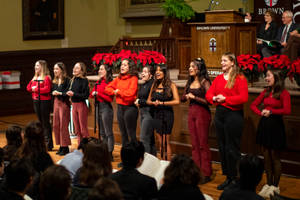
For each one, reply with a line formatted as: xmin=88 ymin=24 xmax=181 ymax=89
xmin=88 ymin=177 xmax=123 ymax=200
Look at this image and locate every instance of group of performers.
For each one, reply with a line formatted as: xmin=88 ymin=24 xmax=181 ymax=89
xmin=26 ymin=52 xmax=291 ymax=193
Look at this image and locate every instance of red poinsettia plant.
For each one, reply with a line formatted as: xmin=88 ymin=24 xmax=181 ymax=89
xmin=291 ymin=58 xmax=300 ymax=86
xmin=258 ymin=54 xmax=292 ymax=80
xmin=92 ymin=49 xmax=166 ymax=71
xmin=237 ymin=54 xmax=263 ymax=82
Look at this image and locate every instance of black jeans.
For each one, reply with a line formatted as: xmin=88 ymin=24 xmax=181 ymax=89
xmin=98 ymin=102 xmax=114 ymax=152
xmin=214 ymin=106 xmax=244 ymax=178
xmin=33 ymin=100 xmax=53 ymax=149
xmin=140 ymin=107 xmax=156 ymax=155
xmin=117 ymin=104 xmax=138 ymax=146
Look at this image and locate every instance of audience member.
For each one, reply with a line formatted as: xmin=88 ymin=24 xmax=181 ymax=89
xmin=219 ymin=155 xmax=264 ymax=200
xmin=88 ymin=177 xmax=123 ymax=200
xmin=3 ymin=125 xmax=23 ymax=164
xmin=0 ymin=158 xmax=34 ymax=200
xmin=283 ymin=29 xmax=300 ymax=61
xmin=262 ymin=10 xmax=298 ymax=57
xmin=158 ymin=154 xmax=205 ymax=200
xmin=39 ymin=165 xmax=71 ymax=200
xmin=0 ymin=148 xmax=4 ymax=185
xmin=111 ymin=141 xmax=157 ymax=200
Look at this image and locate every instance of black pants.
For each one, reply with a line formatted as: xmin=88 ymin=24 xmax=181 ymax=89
xmin=33 ymin=100 xmax=53 ymax=149
xmin=140 ymin=107 xmax=156 ymax=155
xmin=98 ymin=102 xmax=114 ymax=152
xmin=117 ymin=104 xmax=138 ymax=146
xmin=214 ymin=106 xmax=244 ymax=178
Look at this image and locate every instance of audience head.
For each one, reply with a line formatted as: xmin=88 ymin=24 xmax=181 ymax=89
xmin=79 ymin=139 xmax=112 ymax=186
xmin=265 ymin=69 xmax=285 ymax=99
xmin=120 ymin=59 xmax=138 ymax=77
xmin=221 ymin=52 xmax=240 ymax=89
xmin=5 ymin=125 xmax=23 ymax=147
xmin=73 ymin=62 xmax=87 ymax=78
xmin=0 ymin=148 xmax=4 ymax=176
xmin=163 ymin=154 xmax=201 ymax=186
xmin=34 ymin=60 xmax=50 ymax=79
xmin=282 ymin=10 xmax=293 ymax=25
xmin=99 ymin=64 xmax=113 ymax=83
xmin=121 ymin=141 xmax=145 ymax=168
xmin=88 ymin=177 xmax=123 ymax=200
xmin=40 ymin=165 xmax=71 ymax=200
xmin=264 ymin=10 xmax=275 ymax=23
xmin=78 ymin=137 xmax=99 ymax=153
xmin=238 ymin=154 xmax=264 ymax=191
xmin=4 ymin=158 xmax=34 ymax=194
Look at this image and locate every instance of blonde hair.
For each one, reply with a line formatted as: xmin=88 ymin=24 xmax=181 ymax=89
xmin=53 ymin=62 xmax=68 ymax=84
xmin=223 ymin=52 xmax=241 ymax=89
xmin=33 ymin=60 xmax=50 ymax=80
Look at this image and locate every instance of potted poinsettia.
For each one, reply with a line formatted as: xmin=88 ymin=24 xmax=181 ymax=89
xmin=237 ymin=54 xmax=263 ymax=83
xmin=291 ymin=58 xmax=300 ymax=86
xmin=136 ymin=50 xmax=166 ymax=70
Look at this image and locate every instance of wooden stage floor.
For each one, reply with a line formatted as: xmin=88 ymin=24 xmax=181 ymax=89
xmin=0 ymin=113 xmax=300 ymax=199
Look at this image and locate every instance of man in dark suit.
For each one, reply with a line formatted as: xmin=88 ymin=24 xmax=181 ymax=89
xmin=111 ymin=141 xmax=158 ymax=200
xmin=262 ymin=10 xmax=299 ymax=57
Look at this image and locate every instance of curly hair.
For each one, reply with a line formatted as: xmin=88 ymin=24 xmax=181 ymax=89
xmin=163 ymin=154 xmax=201 ymax=186
xmin=120 ymin=59 xmax=138 ymax=77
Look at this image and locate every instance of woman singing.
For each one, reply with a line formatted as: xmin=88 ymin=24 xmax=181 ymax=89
xmin=147 ymin=64 xmax=179 ymax=160
xmin=135 ymin=65 xmax=156 ymax=155
xmin=206 ymin=52 xmax=248 ymax=190
xmin=90 ymin=64 xmax=114 ymax=158
xmin=250 ymin=69 xmax=291 ymax=198
xmin=67 ymin=62 xmax=90 ymax=144
xmin=26 ymin=60 xmax=53 ymax=151
xmin=52 ymin=62 xmax=71 ymax=156
xmin=105 ymin=59 xmax=138 ymax=147
xmin=181 ymin=58 xmax=212 ymax=183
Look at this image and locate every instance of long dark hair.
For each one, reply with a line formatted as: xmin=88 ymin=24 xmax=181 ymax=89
xmin=265 ymin=69 xmax=285 ymax=99
xmin=53 ymin=62 xmax=68 ymax=84
xmin=79 ymin=140 xmax=112 ymax=187
xmin=151 ymin=64 xmax=173 ymax=98
xmin=185 ymin=58 xmax=211 ymax=93
xmin=163 ymin=154 xmax=201 ymax=186
xmin=99 ymin=64 xmax=113 ymax=84
xmin=119 ymin=59 xmax=138 ymax=77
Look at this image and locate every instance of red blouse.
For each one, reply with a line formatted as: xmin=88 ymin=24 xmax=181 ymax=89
xmin=250 ymin=89 xmax=291 ymax=116
xmin=206 ymin=74 xmax=248 ymax=111
xmin=89 ymin=79 xmax=113 ymax=103
xmin=26 ymin=76 xmax=51 ymax=100
xmin=105 ymin=75 xmax=138 ymax=105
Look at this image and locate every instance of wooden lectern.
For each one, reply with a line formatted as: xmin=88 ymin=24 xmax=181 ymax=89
xmin=179 ymin=10 xmax=257 ymax=79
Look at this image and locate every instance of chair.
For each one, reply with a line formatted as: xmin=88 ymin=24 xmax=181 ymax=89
xmin=270 ymin=192 xmax=300 ymax=200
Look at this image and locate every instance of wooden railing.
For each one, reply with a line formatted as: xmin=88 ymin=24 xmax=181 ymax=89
xmin=110 ymin=37 xmax=191 ymax=73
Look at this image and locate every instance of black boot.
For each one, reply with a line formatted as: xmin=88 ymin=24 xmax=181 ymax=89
xmin=56 ymin=147 xmax=62 ymax=155
xmin=217 ymin=178 xmax=232 ymax=190
xmin=59 ymin=147 xmax=69 ymax=156
xmin=110 ymin=152 xmax=114 ymax=162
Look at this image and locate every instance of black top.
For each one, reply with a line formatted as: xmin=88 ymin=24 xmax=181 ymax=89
xmin=138 ymin=79 xmax=154 ymax=108
xmin=220 ymin=187 xmax=264 ymax=200
xmin=0 ymin=187 xmax=24 ymax=200
xmin=151 ymin=88 xmax=173 ymax=110
xmin=69 ymin=77 xmax=89 ymax=103
xmin=257 ymin=21 xmax=278 ymax=42
xmin=52 ymin=77 xmax=71 ymax=104
xmin=110 ymin=167 xmax=157 ymax=200
xmin=158 ymin=183 xmax=205 ymax=200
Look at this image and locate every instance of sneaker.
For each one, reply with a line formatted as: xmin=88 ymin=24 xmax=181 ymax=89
xmin=266 ymin=186 xmax=280 ymax=198
xmin=217 ymin=178 xmax=231 ymax=190
xmin=58 ymin=147 xmax=69 ymax=156
xmin=56 ymin=147 xmax=62 ymax=155
xmin=258 ymin=184 xmax=271 ymax=198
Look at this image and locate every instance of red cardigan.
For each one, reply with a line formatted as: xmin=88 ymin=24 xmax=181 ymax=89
xmin=250 ymin=89 xmax=291 ymax=116
xmin=206 ymin=74 xmax=248 ymax=111
xmin=89 ymin=79 xmax=113 ymax=103
xmin=105 ymin=75 xmax=138 ymax=105
xmin=26 ymin=76 xmax=51 ymax=100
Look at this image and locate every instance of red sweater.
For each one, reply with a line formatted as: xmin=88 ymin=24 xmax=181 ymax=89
xmin=26 ymin=76 xmax=51 ymax=100
xmin=105 ymin=75 xmax=138 ymax=105
xmin=89 ymin=79 xmax=113 ymax=103
xmin=206 ymin=74 xmax=248 ymax=111
xmin=250 ymin=89 xmax=291 ymax=116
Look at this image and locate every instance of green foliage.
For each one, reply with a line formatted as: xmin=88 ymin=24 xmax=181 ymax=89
xmin=162 ymin=0 xmax=196 ymax=22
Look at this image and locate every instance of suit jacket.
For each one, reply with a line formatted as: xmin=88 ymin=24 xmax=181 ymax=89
xmin=110 ymin=167 xmax=158 ymax=200
xmin=158 ymin=183 xmax=205 ymax=200
xmin=276 ymin=23 xmax=299 ymax=42
xmin=220 ymin=187 xmax=264 ymax=200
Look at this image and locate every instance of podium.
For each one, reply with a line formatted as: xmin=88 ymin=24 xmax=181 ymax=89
xmin=179 ymin=10 xmax=258 ymax=78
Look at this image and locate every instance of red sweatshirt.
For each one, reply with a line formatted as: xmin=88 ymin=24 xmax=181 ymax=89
xmin=206 ymin=74 xmax=248 ymax=111
xmin=105 ymin=75 xmax=138 ymax=105
xmin=26 ymin=76 xmax=51 ymax=100
xmin=89 ymin=79 xmax=113 ymax=102
xmin=250 ymin=89 xmax=291 ymax=116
